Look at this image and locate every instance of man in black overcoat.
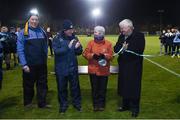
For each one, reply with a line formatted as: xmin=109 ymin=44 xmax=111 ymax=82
xmin=114 ymin=19 xmax=145 ymax=117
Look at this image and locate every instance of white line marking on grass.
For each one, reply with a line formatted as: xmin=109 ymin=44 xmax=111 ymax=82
xmin=144 ymin=57 xmax=180 ymax=78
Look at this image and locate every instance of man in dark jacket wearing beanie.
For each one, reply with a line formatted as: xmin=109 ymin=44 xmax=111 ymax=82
xmin=53 ymin=20 xmax=83 ymax=114
xmin=17 ymin=9 xmax=50 ymax=108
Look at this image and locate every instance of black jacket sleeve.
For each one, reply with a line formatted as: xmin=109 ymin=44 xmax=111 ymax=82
xmin=114 ymin=35 xmax=123 ymax=53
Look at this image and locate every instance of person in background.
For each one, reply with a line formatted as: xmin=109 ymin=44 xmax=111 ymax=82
xmin=0 ymin=26 xmax=5 ymax=89
xmin=15 ymin=27 xmax=21 ymax=36
xmin=9 ymin=27 xmax=18 ymax=67
xmin=83 ymin=26 xmax=113 ymax=111
xmin=46 ymin=27 xmax=53 ymax=56
xmin=165 ymin=29 xmax=173 ymax=55
xmin=159 ymin=29 xmax=166 ymax=55
xmin=0 ymin=26 xmax=11 ymax=70
xmin=15 ymin=27 xmax=21 ymax=64
xmin=172 ymin=28 xmax=180 ymax=58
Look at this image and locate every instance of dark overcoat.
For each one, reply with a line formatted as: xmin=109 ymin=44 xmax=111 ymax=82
xmin=114 ymin=31 xmax=145 ymax=99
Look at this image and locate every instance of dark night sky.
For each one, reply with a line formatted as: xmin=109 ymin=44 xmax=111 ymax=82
xmin=0 ymin=0 xmax=180 ymax=27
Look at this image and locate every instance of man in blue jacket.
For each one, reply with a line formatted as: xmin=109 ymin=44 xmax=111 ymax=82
xmin=172 ymin=28 xmax=180 ymax=58
xmin=53 ymin=20 xmax=83 ymax=114
xmin=17 ymin=9 xmax=50 ymax=108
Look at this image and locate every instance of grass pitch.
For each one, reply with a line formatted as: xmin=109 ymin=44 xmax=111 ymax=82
xmin=0 ymin=35 xmax=179 ymax=119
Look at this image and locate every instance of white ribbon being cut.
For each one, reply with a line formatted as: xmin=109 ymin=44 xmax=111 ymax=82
xmin=113 ymin=46 xmax=161 ymax=57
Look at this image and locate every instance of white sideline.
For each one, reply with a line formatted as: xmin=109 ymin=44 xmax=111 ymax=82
xmin=144 ymin=57 xmax=180 ymax=78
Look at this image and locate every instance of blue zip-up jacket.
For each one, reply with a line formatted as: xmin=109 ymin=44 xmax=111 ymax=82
xmin=17 ymin=26 xmax=48 ymax=66
xmin=52 ymin=31 xmax=83 ymax=76
xmin=173 ymin=32 xmax=180 ymax=43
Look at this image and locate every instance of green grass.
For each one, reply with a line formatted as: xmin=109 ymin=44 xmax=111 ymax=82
xmin=0 ymin=35 xmax=180 ymax=119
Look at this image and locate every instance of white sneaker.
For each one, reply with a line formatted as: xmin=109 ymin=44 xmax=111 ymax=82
xmin=178 ymin=54 xmax=180 ymax=58
xmin=171 ymin=54 xmax=175 ymax=58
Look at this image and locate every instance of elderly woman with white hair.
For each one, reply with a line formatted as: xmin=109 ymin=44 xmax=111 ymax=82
xmin=83 ymin=26 xmax=113 ymax=111
xmin=114 ymin=19 xmax=145 ymax=117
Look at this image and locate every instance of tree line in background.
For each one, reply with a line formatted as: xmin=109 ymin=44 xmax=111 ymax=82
xmin=0 ymin=19 xmax=179 ymax=35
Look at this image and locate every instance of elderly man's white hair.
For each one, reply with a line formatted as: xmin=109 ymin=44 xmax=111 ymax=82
xmin=119 ymin=19 xmax=134 ymax=29
xmin=94 ymin=26 xmax=105 ymax=36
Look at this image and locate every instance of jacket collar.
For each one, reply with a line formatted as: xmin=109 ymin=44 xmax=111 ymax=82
xmin=94 ymin=39 xmax=105 ymax=44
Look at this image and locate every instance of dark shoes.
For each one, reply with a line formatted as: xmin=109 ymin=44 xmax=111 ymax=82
xmin=24 ymin=103 xmax=37 ymax=108
xmin=99 ymin=107 xmax=105 ymax=111
xmin=93 ymin=107 xmax=99 ymax=111
xmin=74 ymin=105 xmax=82 ymax=112
xmin=24 ymin=103 xmax=33 ymax=108
xmin=59 ymin=105 xmax=82 ymax=114
xmin=117 ymin=107 xmax=139 ymax=117
xmin=59 ymin=108 xmax=67 ymax=114
xmin=117 ymin=107 xmax=129 ymax=112
xmin=39 ymin=104 xmax=52 ymax=109
xmin=132 ymin=112 xmax=139 ymax=117
xmin=59 ymin=106 xmax=68 ymax=114
xmin=93 ymin=107 xmax=105 ymax=112
xmin=25 ymin=103 xmax=52 ymax=109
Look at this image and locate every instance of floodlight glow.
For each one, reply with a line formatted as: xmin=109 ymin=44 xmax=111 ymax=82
xmin=87 ymin=0 xmax=104 ymax=2
xmin=92 ymin=8 xmax=101 ymax=17
xmin=30 ymin=8 xmax=39 ymax=15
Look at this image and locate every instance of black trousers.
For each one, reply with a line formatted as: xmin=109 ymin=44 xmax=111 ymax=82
xmin=56 ymin=72 xmax=81 ymax=110
xmin=165 ymin=44 xmax=172 ymax=55
xmin=48 ymin=40 xmax=53 ymax=56
xmin=172 ymin=43 xmax=180 ymax=55
xmin=89 ymin=74 xmax=108 ymax=108
xmin=122 ymin=98 xmax=140 ymax=113
xmin=23 ymin=64 xmax=48 ymax=107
